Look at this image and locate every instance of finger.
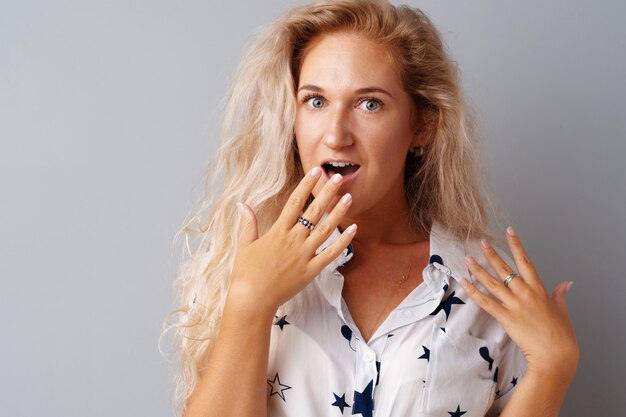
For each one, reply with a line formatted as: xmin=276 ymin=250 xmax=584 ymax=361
xmin=305 ymin=192 xmax=352 ymax=251
xmin=480 ymin=239 xmax=527 ymax=293
xmin=505 ymin=226 xmax=541 ymax=287
xmin=297 ymin=173 xmax=344 ymax=234
xmin=275 ymin=167 xmax=323 ymax=230
xmin=464 ymin=255 xmax=517 ymax=306
xmin=236 ymin=203 xmax=258 ymax=249
xmin=307 ymin=223 xmax=357 ymax=274
xmin=460 ymin=278 xmax=511 ymax=322
xmin=551 ymin=281 xmax=574 ymax=316
xmin=479 ymin=240 xmax=525 ymax=291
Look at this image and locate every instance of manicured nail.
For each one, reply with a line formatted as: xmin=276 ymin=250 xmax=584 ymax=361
xmin=480 ymin=239 xmax=491 ymax=250
xmin=460 ymin=278 xmax=470 ymax=287
xmin=566 ymin=281 xmax=574 ymax=292
xmin=340 ymin=193 xmax=352 ymax=205
xmin=506 ymin=226 xmax=516 ymax=236
xmin=465 ymin=255 xmax=476 ymax=265
xmin=346 ymin=224 xmax=357 ymax=235
xmin=310 ymin=167 xmax=321 ymax=177
xmin=331 ymin=173 xmax=343 ymax=184
xmin=236 ymin=202 xmax=245 ymax=215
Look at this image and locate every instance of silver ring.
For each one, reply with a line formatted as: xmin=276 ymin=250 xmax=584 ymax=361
xmin=503 ymin=272 xmax=520 ymax=288
xmin=297 ymin=216 xmax=315 ymax=231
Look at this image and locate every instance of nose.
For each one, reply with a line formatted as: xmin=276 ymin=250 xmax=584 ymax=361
xmin=321 ymin=106 xmax=354 ymax=149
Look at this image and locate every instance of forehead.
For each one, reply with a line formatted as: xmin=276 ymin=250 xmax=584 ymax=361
xmin=298 ymin=32 xmax=403 ymax=90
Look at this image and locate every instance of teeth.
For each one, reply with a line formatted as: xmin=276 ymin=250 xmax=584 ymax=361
xmin=327 ymin=162 xmax=355 ymax=167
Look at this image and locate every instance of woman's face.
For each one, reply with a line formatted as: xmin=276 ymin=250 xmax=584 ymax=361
xmin=295 ymin=32 xmax=425 ymax=216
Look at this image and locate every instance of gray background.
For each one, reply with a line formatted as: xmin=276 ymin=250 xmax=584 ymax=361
xmin=1 ymin=0 xmax=624 ymax=416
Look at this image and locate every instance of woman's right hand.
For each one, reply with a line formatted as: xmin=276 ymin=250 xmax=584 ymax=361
xmin=229 ymin=167 xmax=356 ymax=317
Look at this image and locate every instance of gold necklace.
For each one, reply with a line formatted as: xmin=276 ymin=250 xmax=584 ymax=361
xmin=361 ymin=258 xmax=413 ymax=342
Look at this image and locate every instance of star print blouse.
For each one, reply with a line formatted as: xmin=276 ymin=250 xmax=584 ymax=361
xmin=266 ymin=220 xmax=527 ymax=417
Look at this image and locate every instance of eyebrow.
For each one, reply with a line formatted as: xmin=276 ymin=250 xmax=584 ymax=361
xmin=297 ymin=84 xmax=394 ymax=98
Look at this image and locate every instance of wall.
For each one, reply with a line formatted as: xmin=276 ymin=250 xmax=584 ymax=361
xmin=1 ymin=0 xmax=623 ymax=415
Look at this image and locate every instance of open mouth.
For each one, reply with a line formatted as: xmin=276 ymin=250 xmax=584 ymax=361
xmin=322 ymin=162 xmax=360 ymax=177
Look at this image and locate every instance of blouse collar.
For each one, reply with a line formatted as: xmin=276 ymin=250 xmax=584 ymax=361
xmin=314 ymin=218 xmax=471 ymax=314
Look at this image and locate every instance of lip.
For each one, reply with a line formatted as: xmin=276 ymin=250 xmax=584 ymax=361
xmin=320 ymin=163 xmax=361 ymax=188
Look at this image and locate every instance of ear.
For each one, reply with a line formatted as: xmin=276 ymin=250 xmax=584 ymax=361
xmin=411 ymin=127 xmax=430 ymax=149
xmin=410 ymin=107 xmax=437 ymax=149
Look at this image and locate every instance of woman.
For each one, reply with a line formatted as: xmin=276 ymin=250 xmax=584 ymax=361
xmin=162 ymin=1 xmax=579 ymax=416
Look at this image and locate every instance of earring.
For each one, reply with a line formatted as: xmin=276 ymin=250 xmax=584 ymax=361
xmin=410 ymin=146 xmax=424 ymax=157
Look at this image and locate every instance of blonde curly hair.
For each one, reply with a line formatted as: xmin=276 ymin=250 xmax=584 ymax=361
xmin=159 ymin=0 xmax=505 ymax=414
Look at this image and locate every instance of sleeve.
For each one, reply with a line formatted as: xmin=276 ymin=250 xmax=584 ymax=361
xmin=485 ymin=333 xmax=528 ymax=416
xmin=466 ymin=239 xmax=527 ymax=417
xmin=481 ymin=244 xmax=528 ymax=416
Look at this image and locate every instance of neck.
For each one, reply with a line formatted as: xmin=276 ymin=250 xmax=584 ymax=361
xmin=338 ymin=195 xmax=429 ymax=249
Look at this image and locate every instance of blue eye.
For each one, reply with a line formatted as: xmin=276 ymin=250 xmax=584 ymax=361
xmin=360 ymin=98 xmax=382 ymax=112
xmin=303 ymin=95 xmax=324 ymax=108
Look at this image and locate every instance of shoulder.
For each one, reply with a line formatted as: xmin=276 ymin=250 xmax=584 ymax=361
xmin=430 ymin=221 xmax=516 ymax=337
xmin=464 ymin=235 xmax=515 ymax=275
xmin=431 ymin=221 xmax=514 ymax=285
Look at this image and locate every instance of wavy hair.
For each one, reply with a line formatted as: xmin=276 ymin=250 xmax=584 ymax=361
xmin=160 ymin=0 xmax=505 ymax=414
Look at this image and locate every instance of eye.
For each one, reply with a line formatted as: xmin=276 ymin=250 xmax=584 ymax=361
xmin=302 ymin=94 xmax=324 ymax=109
xmin=358 ymin=98 xmax=383 ymax=112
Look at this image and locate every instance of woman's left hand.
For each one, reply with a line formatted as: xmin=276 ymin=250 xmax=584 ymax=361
xmin=460 ymin=226 xmax=579 ymax=382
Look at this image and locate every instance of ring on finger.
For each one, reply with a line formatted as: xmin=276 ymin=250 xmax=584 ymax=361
xmin=297 ymin=216 xmax=315 ymax=231
xmin=503 ymin=272 xmax=520 ymax=288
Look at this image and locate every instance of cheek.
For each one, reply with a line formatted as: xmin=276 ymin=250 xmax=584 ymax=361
xmin=366 ymin=124 xmax=413 ymax=165
xmin=294 ymin=116 xmax=306 ymax=147
xmin=295 ymin=137 xmax=314 ymax=172
xmin=368 ymin=143 xmax=404 ymax=170
xmin=294 ymin=121 xmax=319 ymax=167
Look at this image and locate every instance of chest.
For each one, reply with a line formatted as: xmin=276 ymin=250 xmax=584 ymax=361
xmin=339 ymin=248 xmax=430 ymax=343
xmin=267 ymin=275 xmax=504 ymax=417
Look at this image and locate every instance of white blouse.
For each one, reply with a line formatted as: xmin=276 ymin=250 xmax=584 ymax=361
xmin=266 ymin=220 xmax=527 ymax=417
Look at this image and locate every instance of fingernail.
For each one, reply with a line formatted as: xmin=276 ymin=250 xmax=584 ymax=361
xmin=460 ymin=278 xmax=470 ymax=287
xmin=506 ymin=226 xmax=516 ymax=236
xmin=480 ymin=239 xmax=491 ymax=250
xmin=310 ymin=167 xmax=321 ymax=177
xmin=566 ymin=281 xmax=574 ymax=292
xmin=340 ymin=193 xmax=352 ymax=205
xmin=346 ymin=224 xmax=357 ymax=235
xmin=331 ymin=173 xmax=343 ymax=184
xmin=465 ymin=255 xmax=476 ymax=265
xmin=236 ymin=202 xmax=245 ymax=215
